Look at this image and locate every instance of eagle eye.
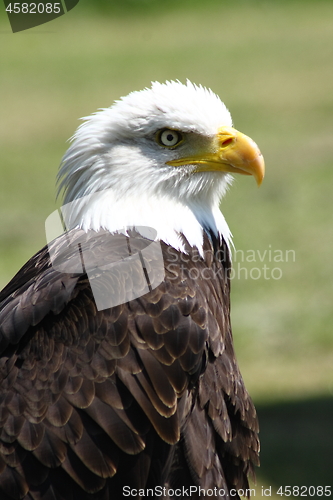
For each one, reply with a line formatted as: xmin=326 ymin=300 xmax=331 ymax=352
xmin=156 ymin=129 xmax=183 ymax=148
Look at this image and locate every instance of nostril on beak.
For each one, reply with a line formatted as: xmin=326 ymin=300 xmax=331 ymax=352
xmin=220 ymin=137 xmax=234 ymax=148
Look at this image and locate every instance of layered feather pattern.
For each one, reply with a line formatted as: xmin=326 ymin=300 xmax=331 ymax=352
xmin=0 ymin=229 xmax=259 ymax=500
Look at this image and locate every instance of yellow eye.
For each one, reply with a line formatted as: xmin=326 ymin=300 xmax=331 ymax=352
xmin=157 ymin=129 xmax=183 ymax=148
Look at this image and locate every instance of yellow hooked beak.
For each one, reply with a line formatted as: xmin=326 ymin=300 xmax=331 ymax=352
xmin=167 ymin=126 xmax=265 ymax=186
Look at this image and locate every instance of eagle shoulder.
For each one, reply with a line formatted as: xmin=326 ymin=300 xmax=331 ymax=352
xmin=0 ymin=229 xmax=259 ymax=499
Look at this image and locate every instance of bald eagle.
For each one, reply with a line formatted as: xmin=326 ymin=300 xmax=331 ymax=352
xmin=0 ymin=81 xmax=264 ymax=500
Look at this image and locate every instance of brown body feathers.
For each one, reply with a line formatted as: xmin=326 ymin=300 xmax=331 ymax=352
xmin=0 ymin=229 xmax=259 ymax=500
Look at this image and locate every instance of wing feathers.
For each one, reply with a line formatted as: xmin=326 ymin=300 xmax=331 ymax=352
xmin=137 ymin=349 xmax=177 ymax=407
xmin=44 ymin=408 xmax=83 ymax=445
xmin=46 ymin=397 xmax=73 ymax=428
xmin=61 ymin=448 xmax=106 ymax=494
xmin=69 ymin=427 xmax=117 ymax=478
xmin=0 ymin=465 xmax=29 ymax=499
xmin=84 ymin=398 xmax=146 ymax=455
xmin=17 ymin=420 xmax=45 ymax=451
xmin=0 ymin=230 xmax=259 ymax=498
xmin=118 ymin=369 xmax=180 ymax=444
xmin=64 ymin=379 xmax=95 ymax=409
xmin=32 ymin=429 xmax=67 ymax=468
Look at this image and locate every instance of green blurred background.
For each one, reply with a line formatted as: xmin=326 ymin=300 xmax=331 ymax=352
xmin=0 ymin=1 xmax=332 ymax=497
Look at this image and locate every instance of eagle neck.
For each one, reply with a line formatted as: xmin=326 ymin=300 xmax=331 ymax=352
xmin=62 ymin=188 xmax=231 ymax=258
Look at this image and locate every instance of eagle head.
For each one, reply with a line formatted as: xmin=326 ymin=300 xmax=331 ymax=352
xmin=57 ymin=80 xmax=264 ymax=253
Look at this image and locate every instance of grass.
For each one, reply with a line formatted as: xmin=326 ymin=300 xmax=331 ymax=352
xmin=1 ymin=1 xmax=333 ymax=497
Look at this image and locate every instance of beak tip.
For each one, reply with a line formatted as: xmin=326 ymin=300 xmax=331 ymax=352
xmin=255 ymin=173 xmax=264 ymax=187
xmin=218 ymin=127 xmax=265 ymax=186
xmin=254 ymin=155 xmax=265 ymax=187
